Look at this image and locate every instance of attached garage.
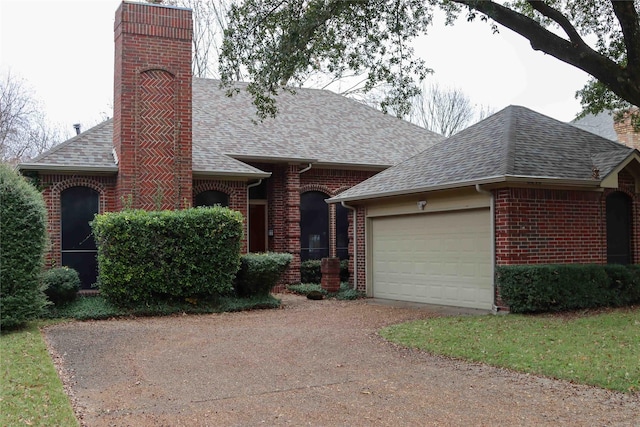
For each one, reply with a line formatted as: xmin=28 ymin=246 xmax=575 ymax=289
xmin=369 ymin=207 xmax=493 ymax=310
xmin=329 ymin=106 xmax=639 ymax=312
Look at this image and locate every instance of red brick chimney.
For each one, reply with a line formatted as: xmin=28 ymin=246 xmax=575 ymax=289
xmin=113 ymin=1 xmax=193 ymax=210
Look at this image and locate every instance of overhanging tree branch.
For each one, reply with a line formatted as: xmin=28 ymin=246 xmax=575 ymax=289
xmin=611 ymin=0 xmax=640 ymax=72
xmin=451 ymin=0 xmax=639 ymax=106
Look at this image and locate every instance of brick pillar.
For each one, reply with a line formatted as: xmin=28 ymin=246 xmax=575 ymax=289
xmin=282 ymin=164 xmax=301 ymax=285
xmin=321 ymin=257 xmax=340 ymax=292
xmin=113 ymin=2 xmax=193 ymax=210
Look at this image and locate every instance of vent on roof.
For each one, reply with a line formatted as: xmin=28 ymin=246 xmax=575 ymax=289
xmin=73 ymin=123 xmax=81 ymax=135
xmin=112 ymin=147 xmax=119 ymax=165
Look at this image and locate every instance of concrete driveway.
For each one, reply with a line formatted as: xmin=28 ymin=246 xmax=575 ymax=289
xmin=44 ymin=294 xmax=638 ymax=426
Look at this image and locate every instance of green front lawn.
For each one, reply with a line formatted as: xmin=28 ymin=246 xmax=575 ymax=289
xmin=380 ymin=306 xmax=640 ymax=393
xmin=0 ymin=322 xmax=78 ymax=427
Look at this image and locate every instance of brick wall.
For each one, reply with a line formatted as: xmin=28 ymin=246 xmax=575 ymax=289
xmin=113 ymin=2 xmax=193 ymax=210
xmin=494 ymin=187 xmax=606 ymax=265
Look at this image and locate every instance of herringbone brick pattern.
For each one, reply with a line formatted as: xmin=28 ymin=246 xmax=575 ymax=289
xmin=137 ymin=70 xmax=177 ymax=209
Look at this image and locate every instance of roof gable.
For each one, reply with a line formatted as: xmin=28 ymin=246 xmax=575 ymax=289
xmin=331 ymin=106 xmax=636 ymax=203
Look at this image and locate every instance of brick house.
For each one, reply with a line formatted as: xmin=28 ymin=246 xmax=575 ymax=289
xmin=330 ymin=106 xmax=640 ymax=311
xmin=17 ymin=1 xmax=443 ymax=289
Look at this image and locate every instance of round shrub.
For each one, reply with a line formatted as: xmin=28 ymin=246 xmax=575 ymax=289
xmin=300 ymin=259 xmax=322 ymax=283
xmin=43 ymin=267 xmax=80 ymax=306
xmin=0 ymin=164 xmax=49 ymax=330
xmin=234 ymin=253 xmax=293 ymax=297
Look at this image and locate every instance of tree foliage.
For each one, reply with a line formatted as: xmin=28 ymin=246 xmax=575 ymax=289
xmin=219 ymin=0 xmax=640 ymax=126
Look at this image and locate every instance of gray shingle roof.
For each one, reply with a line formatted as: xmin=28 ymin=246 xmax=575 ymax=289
xmin=330 ymin=106 xmax=636 ymax=203
xmin=19 ymin=78 xmax=443 ymax=176
xmin=572 ymin=111 xmax=618 ymax=141
xmin=20 ymin=120 xmax=117 ymax=172
xmin=193 ymin=80 xmax=443 ymax=167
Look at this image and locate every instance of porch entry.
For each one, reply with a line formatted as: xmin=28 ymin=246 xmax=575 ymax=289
xmin=61 ymin=186 xmax=99 ymax=289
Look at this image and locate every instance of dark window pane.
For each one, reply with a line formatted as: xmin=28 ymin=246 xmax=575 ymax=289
xmin=606 ymin=192 xmax=632 ymax=265
xmin=300 ymin=191 xmax=329 ymax=261
xmin=336 ymin=203 xmax=349 ymax=260
xmin=249 ymin=180 xmax=267 ymax=199
xmin=62 ymin=252 xmax=97 ymax=290
xmin=61 ymin=187 xmax=99 ymax=250
xmin=195 ymin=190 xmax=229 ymax=207
xmin=61 ymin=186 xmax=99 ymax=289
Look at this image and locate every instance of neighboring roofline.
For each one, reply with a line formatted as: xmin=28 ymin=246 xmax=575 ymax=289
xmin=327 ymin=174 xmax=602 ymax=204
xmin=17 ymin=164 xmax=119 ymax=173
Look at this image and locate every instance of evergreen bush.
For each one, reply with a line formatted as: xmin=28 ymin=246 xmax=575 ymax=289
xmin=43 ymin=267 xmax=80 ymax=306
xmin=300 ymin=259 xmax=322 ymax=283
xmin=301 ymin=258 xmax=350 ymax=284
xmin=498 ymin=264 xmax=640 ymax=313
xmin=92 ymin=206 xmax=243 ymax=307
xmin=234 ymin=253 xmax=293 ymax=297
xmin=0 ymin=164 xmax=49 ymax=330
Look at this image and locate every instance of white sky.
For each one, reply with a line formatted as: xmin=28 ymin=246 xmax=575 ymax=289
xmin=1 ymin=0 xmax=591 ymax=138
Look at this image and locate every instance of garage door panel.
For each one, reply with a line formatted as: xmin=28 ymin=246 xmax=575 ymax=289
xmin=371 ymin=209 xmax=492 ymax=309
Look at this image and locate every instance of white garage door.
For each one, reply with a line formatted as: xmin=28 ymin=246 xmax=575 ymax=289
xmin=371 ymin=208 xmax=493 ymax=309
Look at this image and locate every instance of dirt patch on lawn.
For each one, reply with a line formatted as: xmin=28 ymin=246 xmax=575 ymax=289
xmin=44 ymin=294 xmax=639 ymax=426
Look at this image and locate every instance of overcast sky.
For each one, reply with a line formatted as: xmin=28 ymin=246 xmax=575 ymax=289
xmin=1 ymin=0 xmax=591 ymax=138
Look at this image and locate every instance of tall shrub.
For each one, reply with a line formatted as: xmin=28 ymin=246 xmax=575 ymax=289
xmin=0 ymin=164 xmax=49 ymax=329
xmin=92 ymin=207 xmax=243 ymax=307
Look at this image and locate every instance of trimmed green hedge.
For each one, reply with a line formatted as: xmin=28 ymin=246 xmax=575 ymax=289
xmin=0 ymin=164 xmax=49 ymax=330
xmin=92 ymin=207 xmax=243 ymax=307
xmin=234 ymin=253 xmax=293 ymax=297
xmin=300 ymin=259 xmax=349 ymax=283
xmin=497 ymin=264 xmax=640 ymax=313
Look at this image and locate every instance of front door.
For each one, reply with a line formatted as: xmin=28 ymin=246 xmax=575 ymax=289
xmin=249 ymin=203 xmax=267 ymax=253
xmin=61 ymin=186 xmax=99 ymax=289
xmin=606 ymin=191 xmax=632 ymax=264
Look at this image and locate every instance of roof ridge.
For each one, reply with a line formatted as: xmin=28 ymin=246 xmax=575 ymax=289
xmin=503 ymin=106 xmax=518 ymax=175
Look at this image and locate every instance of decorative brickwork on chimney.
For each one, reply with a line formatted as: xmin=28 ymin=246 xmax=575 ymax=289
xmin=613 ymin=108 xmax=640 ymax=150
xmin=113 ymin=2 xmax=193 ymax=210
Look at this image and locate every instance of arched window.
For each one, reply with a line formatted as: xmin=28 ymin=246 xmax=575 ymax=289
xmin=61 ymin=186 xmax=99 ymax=289
xmin=300 ymin=191 xmax=329 ymax=261
xmin=606 ymin=191 xmax=633 ymax=264
xmin=195 ymin=190 xmax=229 ymax=207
